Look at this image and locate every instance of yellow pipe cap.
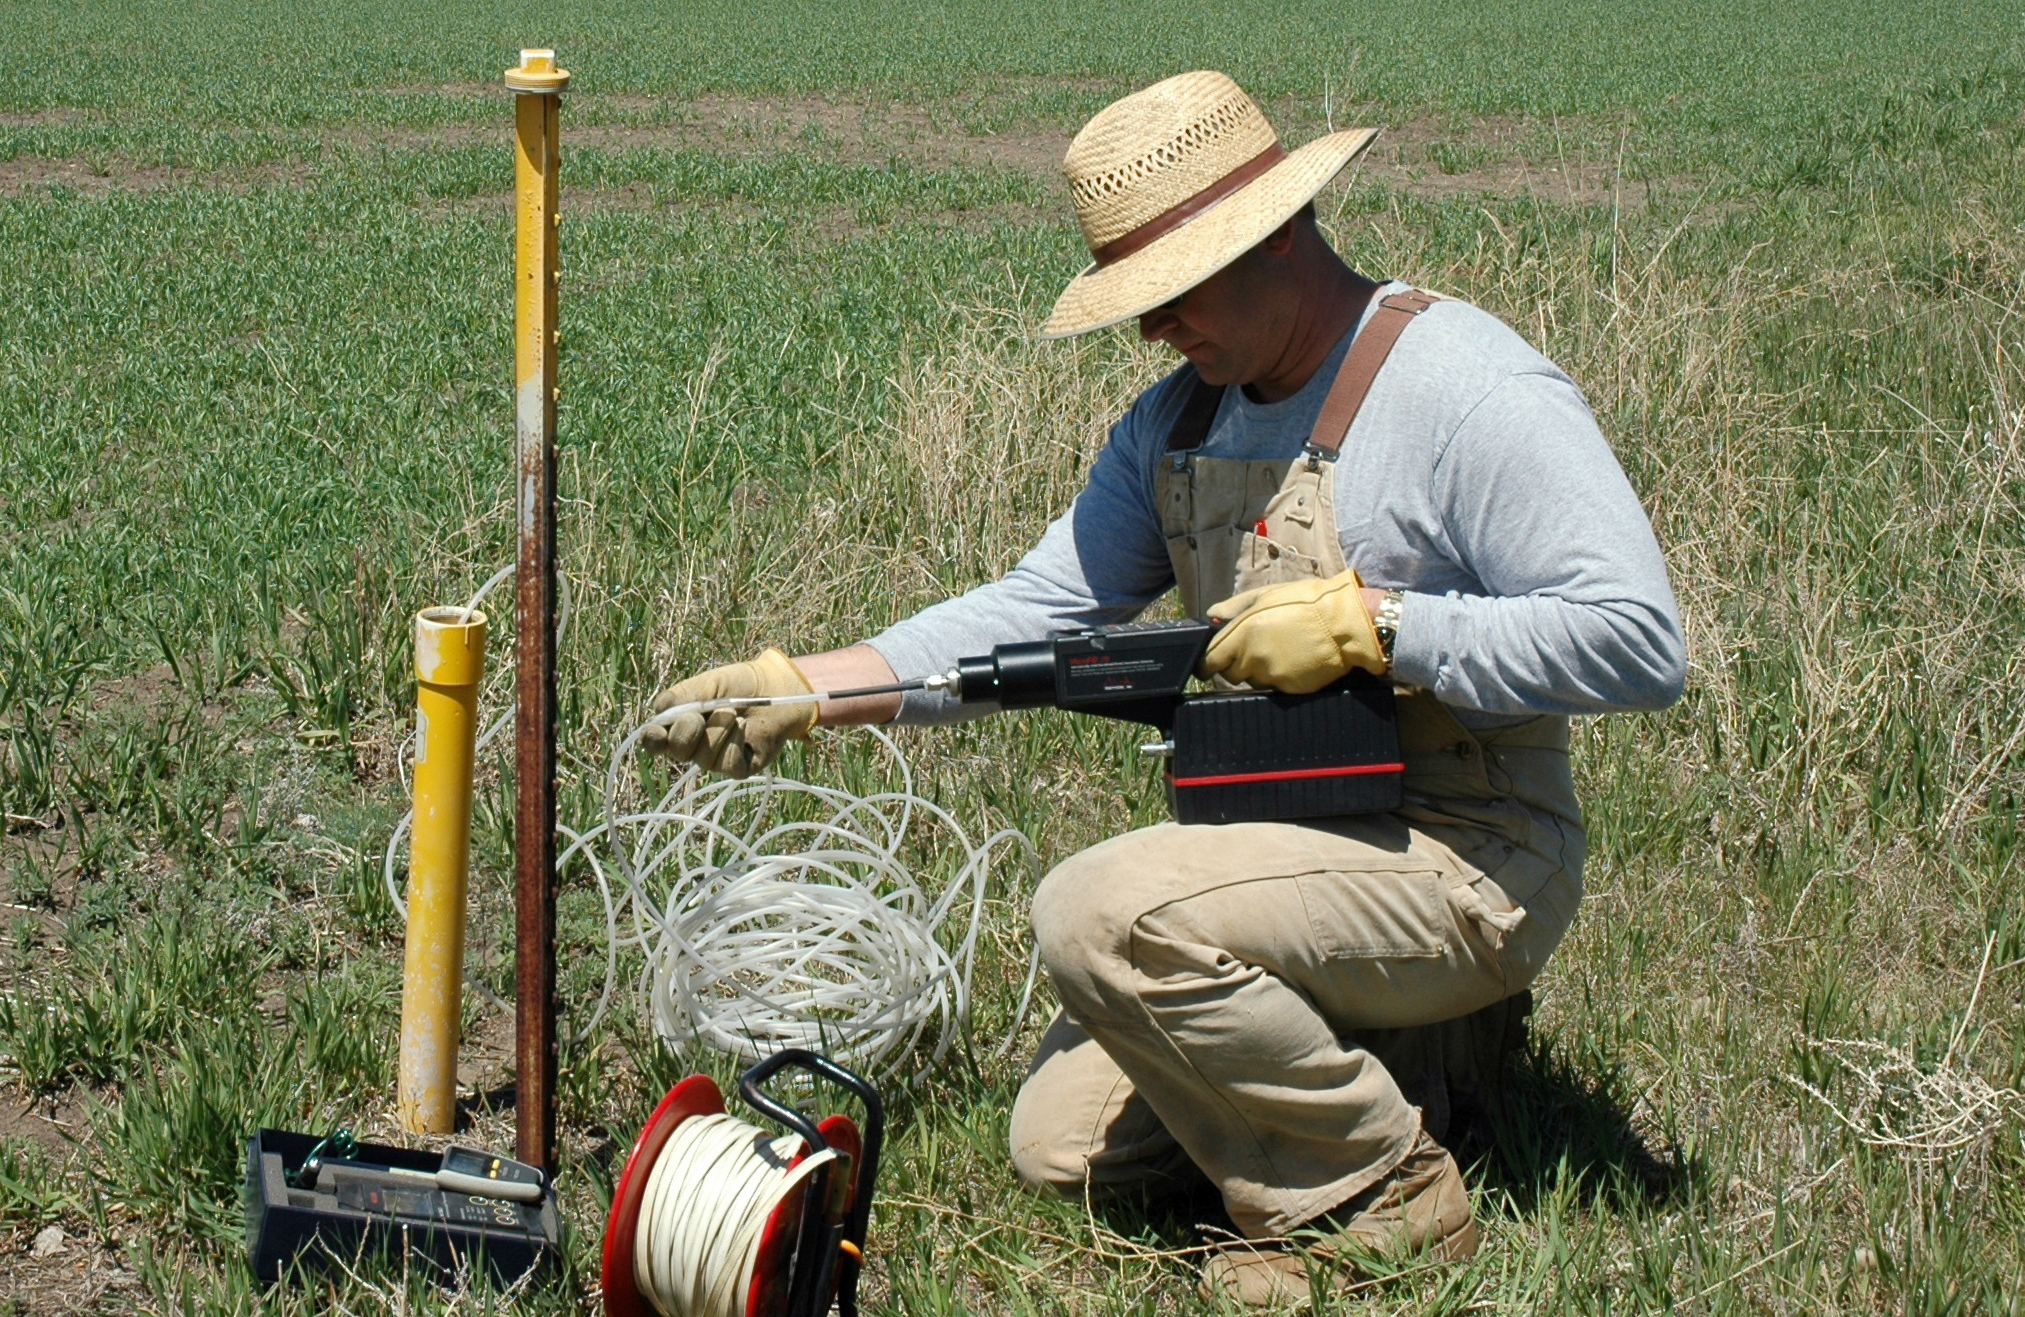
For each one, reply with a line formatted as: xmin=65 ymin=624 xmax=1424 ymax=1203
xmin=504 ymin=47 xmax=570 ymax=92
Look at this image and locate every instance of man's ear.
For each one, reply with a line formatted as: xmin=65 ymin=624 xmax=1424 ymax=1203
xmin=1260 ymin=216 xmax=1300 ymax=257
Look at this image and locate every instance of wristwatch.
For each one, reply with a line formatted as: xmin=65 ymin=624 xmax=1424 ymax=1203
xmin=1373 ymin=590 xmax=1405 ymax=666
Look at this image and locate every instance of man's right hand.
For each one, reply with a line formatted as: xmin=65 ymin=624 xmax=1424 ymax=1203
xmin=639 ymin=648 xmax=816 ymax=779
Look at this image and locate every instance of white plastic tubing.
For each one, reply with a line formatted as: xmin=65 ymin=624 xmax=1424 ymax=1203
xmin=384 ymin=567 xmax=1042 ymax=1086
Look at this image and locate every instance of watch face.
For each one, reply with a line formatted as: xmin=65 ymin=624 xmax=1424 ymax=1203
xmin=1375 ymin=592 xmax=1403 ymax=660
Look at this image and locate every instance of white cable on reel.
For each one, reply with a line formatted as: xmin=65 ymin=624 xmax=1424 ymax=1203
xmin=633 ymin=1113 xmax=837 ymax=1317
xmin=382 ymin=567 xmax=1043 ymax=1085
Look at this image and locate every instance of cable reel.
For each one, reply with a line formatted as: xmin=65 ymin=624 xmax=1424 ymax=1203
xmin=603 ymin=1049 xmax=884 ymax=1317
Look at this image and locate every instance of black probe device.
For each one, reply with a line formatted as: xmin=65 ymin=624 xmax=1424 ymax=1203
xmin=944 ymin=618 xmax=1404 ymax=824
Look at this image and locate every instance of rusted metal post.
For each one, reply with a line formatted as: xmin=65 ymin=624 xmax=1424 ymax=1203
xmin=504 ymin=45 xmax=567 ymax=1175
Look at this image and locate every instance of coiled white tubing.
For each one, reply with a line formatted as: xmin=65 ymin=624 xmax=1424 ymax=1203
xmin=634 ymin=1113 xmax=837 ymax=1317
xmin=384 ymin=566 xmax=1043 ymax=1086
xmin=601 ymin=716 xmax=1040 ymax=1085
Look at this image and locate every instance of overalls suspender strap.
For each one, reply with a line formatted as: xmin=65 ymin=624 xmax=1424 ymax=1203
xmin=1164 ymin=288 xmax=1440 ymax=455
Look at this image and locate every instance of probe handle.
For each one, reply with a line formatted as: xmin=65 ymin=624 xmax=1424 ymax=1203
xmin=953 ymin=617 xmax=1223 ymax=722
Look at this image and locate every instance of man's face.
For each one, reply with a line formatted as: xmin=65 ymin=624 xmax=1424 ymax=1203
xmin=1135 ymin=244 xmax=1284 ymax=389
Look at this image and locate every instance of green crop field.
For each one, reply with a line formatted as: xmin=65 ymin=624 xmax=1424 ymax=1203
xmin=1 ymin=0 xmax=2021 ymax=1311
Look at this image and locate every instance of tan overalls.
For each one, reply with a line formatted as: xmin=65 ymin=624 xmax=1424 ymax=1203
xmin=1008 ymin=292 xmax=1587 ymax=1238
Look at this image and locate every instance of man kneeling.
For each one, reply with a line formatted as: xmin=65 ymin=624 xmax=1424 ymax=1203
xmin=645 ymin=69 xmax=1685 ymax=1305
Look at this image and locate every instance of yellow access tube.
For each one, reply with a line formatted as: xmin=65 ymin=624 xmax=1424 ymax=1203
xmin=397 ymin=606 xmax=488 ymax=1133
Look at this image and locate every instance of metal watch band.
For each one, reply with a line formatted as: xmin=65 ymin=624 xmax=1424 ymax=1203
xmin=1374 ymin=589 xmax=1405 ymax=664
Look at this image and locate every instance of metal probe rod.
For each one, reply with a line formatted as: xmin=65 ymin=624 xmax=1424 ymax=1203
xmin=640 ymin=676 xmax=946 ymax=728
xmin=506 ymin=45 xmax=568 ymax=1175
xmin=817 ymin=675 xmax=942 ymax=701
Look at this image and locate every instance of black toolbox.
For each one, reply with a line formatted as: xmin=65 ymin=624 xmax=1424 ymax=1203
xmin=244 ymin=1128 xmax=561 ymax=1286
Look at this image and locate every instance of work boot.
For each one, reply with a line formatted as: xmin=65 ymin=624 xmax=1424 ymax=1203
xmin=1198 ymin=1130 xmax=1479 ymax=1308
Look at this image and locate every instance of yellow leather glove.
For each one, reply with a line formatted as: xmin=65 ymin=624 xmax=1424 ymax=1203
xmin=639 ymin=648 xmax=816 ymax=779
xmin=1201 ymin=569 xmax=1387 ymax=693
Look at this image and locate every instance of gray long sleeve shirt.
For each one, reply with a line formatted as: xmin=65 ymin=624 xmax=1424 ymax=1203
xmin=869 ymin=285 xmax=1686 ymax=728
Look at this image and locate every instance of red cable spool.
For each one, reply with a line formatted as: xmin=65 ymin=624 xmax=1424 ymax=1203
xmin=603 ymin=1054 xmax=880 ymax=1317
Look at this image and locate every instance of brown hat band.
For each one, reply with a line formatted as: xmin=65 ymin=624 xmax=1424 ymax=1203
xmin=1090 ymin=143 xmax=1288 ymax=268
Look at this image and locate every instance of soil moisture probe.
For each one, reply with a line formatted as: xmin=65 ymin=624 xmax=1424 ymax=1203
xmin=658 ymin=618 xmax=1406 ymax=825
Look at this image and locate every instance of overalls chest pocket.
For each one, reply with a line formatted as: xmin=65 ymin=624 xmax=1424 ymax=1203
xmin=1158 ymin=454 xmax=1342 ymax=616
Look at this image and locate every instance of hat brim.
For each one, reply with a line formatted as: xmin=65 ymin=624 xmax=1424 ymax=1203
xmin=1038 ymin=126 xmax=1379 ymax=341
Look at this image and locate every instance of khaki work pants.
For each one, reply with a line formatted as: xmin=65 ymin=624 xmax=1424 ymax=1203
xmin=1009 ymin=746 xmax=1580 ymax=1236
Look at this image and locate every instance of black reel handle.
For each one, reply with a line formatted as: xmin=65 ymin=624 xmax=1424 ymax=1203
xmin=738 ymin=1049 xmax=885 ymax=1317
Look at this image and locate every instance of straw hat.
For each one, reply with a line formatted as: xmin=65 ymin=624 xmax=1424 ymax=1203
xmin=1040 ymin=71 xmax=1378 ymax=340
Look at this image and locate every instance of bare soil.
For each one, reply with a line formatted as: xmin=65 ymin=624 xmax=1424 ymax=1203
xmin=0 ymin=154 xmax=307 ymax=196
xmin=435 ymin=187 xmax=1048 ymax=237
xmin=342 ymin=90 xmax=1070 ymax=176
xmin=0 ymin=155 xmax=194 ymax=195
xmin=675 ymin=91 xmax=1068 ymax=176
xmin=0 ymin=1236 xmax=141 ymax=1317
xmin=0 ymin=108 xmax=97 ymax=128
xmin=1 ymin=86 xmax=1685 ymax=213
xmin=0 ymin=1089 xmax=111 ymax=1315
xmin=1358 ymin=111 xmax=1655 ymax=208
xmin=0 ymin=1086 xmax=87 ymax=1162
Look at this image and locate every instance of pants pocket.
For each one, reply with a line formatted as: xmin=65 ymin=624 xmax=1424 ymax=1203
xmin=1448 ymin=844 xmax=1576 ymax=994
xmin=1294 ymin=866 xmax=1448 ymax=959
